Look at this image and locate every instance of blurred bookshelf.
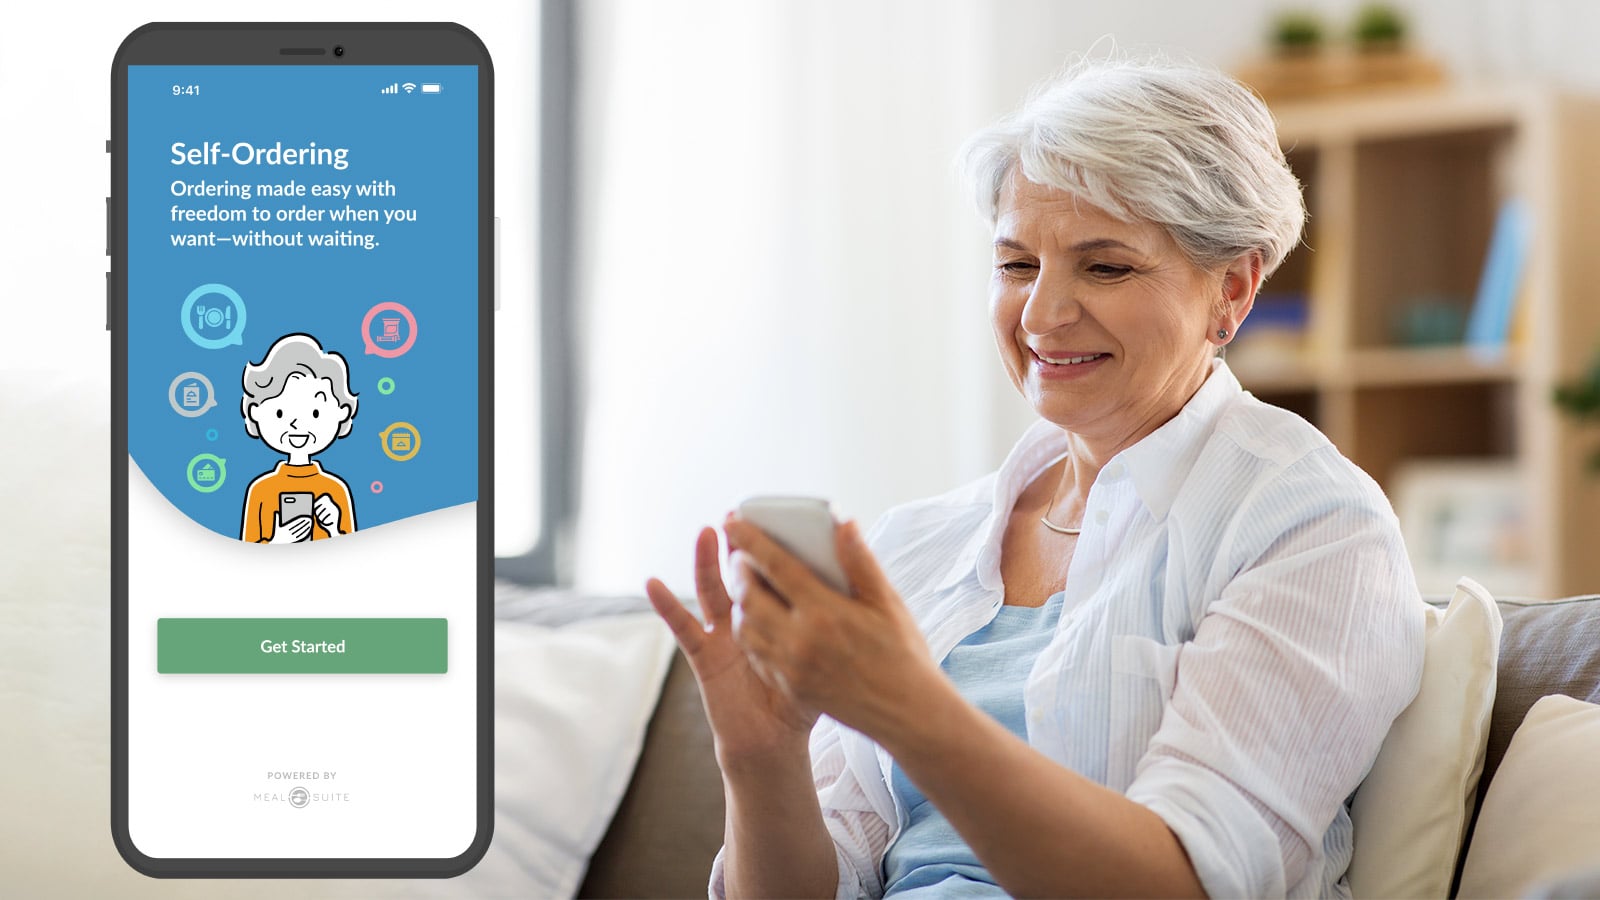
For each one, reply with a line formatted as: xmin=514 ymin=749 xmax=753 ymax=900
xmin=1230 ymin=87 xmax=1600 ymax=597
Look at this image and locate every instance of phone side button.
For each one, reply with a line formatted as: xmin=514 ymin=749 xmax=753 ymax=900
xmin=106 ymin=271 xmax=112 ymax=332
xmin=494 ymin=215 xmax=501 ymax=312
xmin=106 ymin=196 xmax=112 ymax=257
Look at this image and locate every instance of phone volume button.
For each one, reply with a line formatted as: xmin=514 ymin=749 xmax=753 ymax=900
xmin=106 ymin=271 xmax=112 ymax=332
xmin=106 ymin=196 xmax=112 ymax=257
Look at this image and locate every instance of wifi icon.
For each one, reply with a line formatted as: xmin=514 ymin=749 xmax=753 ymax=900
xmin=402 ymin=82 xmax=417 ymax=94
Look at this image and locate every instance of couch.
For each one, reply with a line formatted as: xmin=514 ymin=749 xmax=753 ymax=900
xmin=576 ymin=594 xmax=1600 ymax=899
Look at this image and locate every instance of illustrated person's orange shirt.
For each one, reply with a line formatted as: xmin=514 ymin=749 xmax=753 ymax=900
xmin=241 ymin=461 xmax=356 ymax=542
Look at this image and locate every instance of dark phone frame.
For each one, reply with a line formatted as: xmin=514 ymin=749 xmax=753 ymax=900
xmin=109 ymin=22 xmax=494 ymax=878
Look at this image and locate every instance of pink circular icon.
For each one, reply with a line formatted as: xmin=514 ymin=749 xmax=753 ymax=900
xmin=370 ymin=481 xmax=384 ymax=494
xmin=361 ymin=301 xmax=418 ymax=358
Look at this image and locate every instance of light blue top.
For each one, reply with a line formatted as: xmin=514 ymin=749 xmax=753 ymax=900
xmin=882 ymin=591 xmax=1067 ymax=896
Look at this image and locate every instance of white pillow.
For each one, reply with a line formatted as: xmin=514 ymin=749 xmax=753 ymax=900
xmin=1347 ymin=576 xmax=1502 ymax=900
xmin=1457 ymin=694 xmax=1600 ymax=899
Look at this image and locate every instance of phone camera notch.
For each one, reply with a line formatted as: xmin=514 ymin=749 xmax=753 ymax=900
xmin=333 ymin=44 xmax=345 ymax=57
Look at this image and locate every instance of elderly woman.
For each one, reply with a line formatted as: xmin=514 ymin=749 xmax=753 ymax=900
xmin=647 ymin=56 xmax=1425 ymax=898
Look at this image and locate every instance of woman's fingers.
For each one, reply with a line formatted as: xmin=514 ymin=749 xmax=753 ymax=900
xmin=644 ymin=577 xmax=705 ymax=656
xmin=693 ymin=526 xmax=735 ymax=629
xmin=836 ymin=520 xmax=895 ymax=606
xmin=723 ymin=519 xmax=828 ymax=607
xmin=731 ymin=555 xmax=789 ymax=651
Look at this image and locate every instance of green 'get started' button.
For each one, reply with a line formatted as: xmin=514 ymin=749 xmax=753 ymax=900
xmin=158 ymin=618 xmax=447 ymax=674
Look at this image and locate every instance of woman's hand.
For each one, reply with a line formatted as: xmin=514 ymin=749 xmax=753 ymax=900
xmin=645 ymin=527 xmax=819 ymax=772
xmin=269 ymin=513 xmax=313 ymax=544
xmin=312 ymin=493 xmax=341 ymax=534
xmin=723 ymin=516 xmax=943 ymax=740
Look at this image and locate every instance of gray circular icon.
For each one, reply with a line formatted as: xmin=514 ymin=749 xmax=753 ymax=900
xmin=168 ymin=371 xmax=218 ymax=418
xmin=289 ymin=786 xmax=310 ymax=808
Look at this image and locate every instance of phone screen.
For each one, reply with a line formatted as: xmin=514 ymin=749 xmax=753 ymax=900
xmin=112 ymin=26 xmax=492 ymax=874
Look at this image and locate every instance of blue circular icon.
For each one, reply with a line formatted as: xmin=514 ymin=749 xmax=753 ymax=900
xmin=206 ymin=428 xmax=219 ymax=441
xmin=180 ymin=283 xmax=248 ymax=350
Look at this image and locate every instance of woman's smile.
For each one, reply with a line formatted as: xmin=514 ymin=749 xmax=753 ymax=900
xmin=1030 ymin=348 xmax=1110 ymax=380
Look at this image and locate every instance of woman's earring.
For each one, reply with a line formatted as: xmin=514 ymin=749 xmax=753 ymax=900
xmin=1216 ymin=328 xmax=1229 ymax=340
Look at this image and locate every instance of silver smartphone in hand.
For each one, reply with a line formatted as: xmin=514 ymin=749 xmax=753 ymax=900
xmin=737 ymin=496 xmax=851 ymax=594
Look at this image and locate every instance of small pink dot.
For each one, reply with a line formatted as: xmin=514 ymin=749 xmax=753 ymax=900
xmin=370 ymin=481 xmax=384 ymax=494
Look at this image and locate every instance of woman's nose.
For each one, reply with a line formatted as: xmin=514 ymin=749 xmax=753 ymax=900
xmin=1019 ymin=266 xmax=1083 ymax=335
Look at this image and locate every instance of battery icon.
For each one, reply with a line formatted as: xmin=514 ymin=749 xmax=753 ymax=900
xmin=420 ymin=83 xmax=442 ymax=94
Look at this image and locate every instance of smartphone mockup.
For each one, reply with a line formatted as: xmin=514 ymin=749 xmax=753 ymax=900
xmin=737 ymin=496 xmax=851 ymax=594
xmin=111 ymin=23 xmax=493 ymax=876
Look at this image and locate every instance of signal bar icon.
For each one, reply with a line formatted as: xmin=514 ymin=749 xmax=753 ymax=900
xmin=380 ymin=82 xmax=399 ymax=95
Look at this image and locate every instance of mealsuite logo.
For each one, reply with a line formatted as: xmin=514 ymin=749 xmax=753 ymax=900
xmin=253 ymin=769 xmax=352 ymax=807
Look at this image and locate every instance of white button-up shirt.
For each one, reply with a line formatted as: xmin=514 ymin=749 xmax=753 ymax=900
xmin=711 ymin=359 xmax=1427 ymax=899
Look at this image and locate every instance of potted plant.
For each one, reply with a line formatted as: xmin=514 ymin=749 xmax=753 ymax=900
xmin=1555 ymin=351 xmax=1600 ymax=472
xmin=1352 ymin=3 xmax=1407 ymax=53
xmin=1272 ymin=10 xmax=1327 ymax=56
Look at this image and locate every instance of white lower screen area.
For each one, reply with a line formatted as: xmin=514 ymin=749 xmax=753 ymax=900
xmin=126 ymin=458 xmax=478 ymax=859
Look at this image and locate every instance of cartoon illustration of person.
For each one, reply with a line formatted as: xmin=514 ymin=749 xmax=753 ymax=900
xmin=239 ymin=333 xmax=359 ymax=543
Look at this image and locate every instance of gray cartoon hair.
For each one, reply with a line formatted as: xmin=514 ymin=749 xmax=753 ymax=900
xmin=240 ymin=333 xmax=359 ymax=439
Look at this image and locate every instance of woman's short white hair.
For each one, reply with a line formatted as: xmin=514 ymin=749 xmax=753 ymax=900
xmin=959 ymin=54 xmax=1306 ymax=279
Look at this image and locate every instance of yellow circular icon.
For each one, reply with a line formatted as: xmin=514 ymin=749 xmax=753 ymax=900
xmin=379 ymin=421 xmax=421 ymax=462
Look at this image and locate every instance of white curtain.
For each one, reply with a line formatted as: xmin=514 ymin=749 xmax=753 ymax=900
xmin=570 ymin=0 xmax=1030 ymax=594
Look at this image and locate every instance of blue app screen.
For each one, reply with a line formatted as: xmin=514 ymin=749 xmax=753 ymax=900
xmin=128 ymin=66 xmax=477 ymax=539
xmin=124 ymin=65 xmax=480 ymax=859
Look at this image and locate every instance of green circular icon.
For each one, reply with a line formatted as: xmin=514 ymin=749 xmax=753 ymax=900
xmin=186 ymin=453 xmax=227 ymax=492
xmin=377 ymin=377 xmax=396 ymax=395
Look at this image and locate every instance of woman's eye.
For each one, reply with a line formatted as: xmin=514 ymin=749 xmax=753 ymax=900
xmin=276 ymin=410 xmax=283 ymax=418
xmin=312 ymin=409 xmax=320 ymax=418
xmin=1089 ymin=263 xmax=1132 ymax=278
xmin=997 ymin=261 xmax=1037 ymax=276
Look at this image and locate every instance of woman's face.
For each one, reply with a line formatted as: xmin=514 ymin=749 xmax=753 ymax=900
xmin=989 ymin=170 xmax=1244 ymax=449
xmin=249 ymin=372 xmax=351 ymax=458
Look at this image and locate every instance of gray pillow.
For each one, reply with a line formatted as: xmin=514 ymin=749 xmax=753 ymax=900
xmin=1484 ymin=597 xmax=1600 ymax=787
xmin=1438 ymin=595 xmax=1600 ymax=897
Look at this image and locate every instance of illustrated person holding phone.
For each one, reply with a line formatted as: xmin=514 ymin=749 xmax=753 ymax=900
xmin=238 ymin=333 xmax=359 ymax=543
xmin=647 ymin=56 xmax=1426 ymax=899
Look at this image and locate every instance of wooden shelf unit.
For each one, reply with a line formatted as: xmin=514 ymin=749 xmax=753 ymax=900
xmin=1233 ymin=87 xmax=1600 ymax=597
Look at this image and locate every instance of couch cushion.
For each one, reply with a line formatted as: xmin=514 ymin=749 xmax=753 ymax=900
xmin=579 ymin=649 xmax=726 ymax=898
xmin=1456 ymin=694 xmax=1600 ymax=898
xmin=1482 ymin=596 xmax=1600 ymax=787
xmin=1348 ymin=578 xmax=1500 ymax=900
xmin=1435 ymin=593 xmax=1600 ymax=895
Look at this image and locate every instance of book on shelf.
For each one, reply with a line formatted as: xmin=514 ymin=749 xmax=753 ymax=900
xmin=1229 ymin=292 xmax=1309 ymax=375
xmin=1464 ymin=197 xmax=1531 ymax=357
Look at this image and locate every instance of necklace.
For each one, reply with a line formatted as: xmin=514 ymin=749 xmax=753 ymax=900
xmin=1039 ymin=449 xmax=1082 ymax=535
xmin=1039 ymin=498 xmax=1082 ymax=535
